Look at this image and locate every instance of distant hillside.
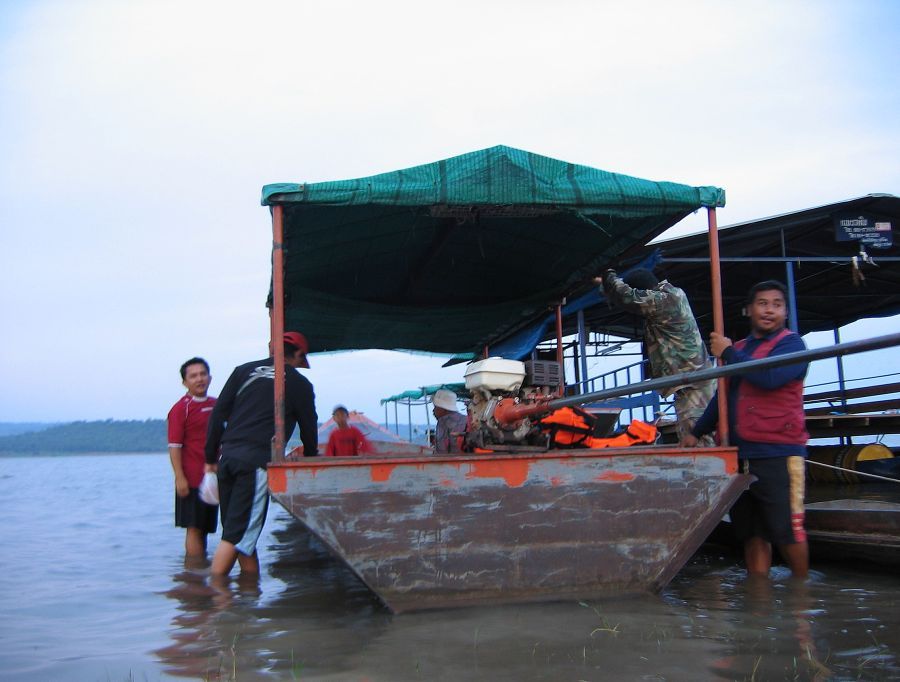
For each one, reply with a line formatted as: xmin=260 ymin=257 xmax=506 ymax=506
xmin=0 ymin=418 xmax=425 ymax=455
xmin=0 ymin=422 xmax=58 ymax=437
xmin=0 ymin=419 xmax=166 ymax=455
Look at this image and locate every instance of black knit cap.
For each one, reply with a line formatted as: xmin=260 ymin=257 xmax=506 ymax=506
xmin=623 ymin=268 xmax=659 ymax=290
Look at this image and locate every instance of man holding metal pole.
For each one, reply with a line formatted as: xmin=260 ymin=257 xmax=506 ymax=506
xmin=205 ymin=332 xmax=318 ymax=578
xmin=684 ymin=280 xmax=810 ymax=578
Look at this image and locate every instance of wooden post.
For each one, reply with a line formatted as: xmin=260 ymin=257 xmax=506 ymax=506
xmin=555 ymin=303 xmax=565 ymax=397
xmin=271 ymin=204 xmax=287 ymax=462
xmin=707 ymin=207 xmax=729 ymax=446
xmin=577 ymin=309 xmax=588 ymax=394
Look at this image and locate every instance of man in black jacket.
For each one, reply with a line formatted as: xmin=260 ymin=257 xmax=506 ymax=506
xmin=205 ymin=332 xmax=318 ymax=577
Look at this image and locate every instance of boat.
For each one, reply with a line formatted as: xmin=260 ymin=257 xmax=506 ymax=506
xmin=294 ymin=409 xmax=432 ymax=458
xmin=257 ymin=145 xmax=751 ymax=611
xmin=800 ymin=444 xmax=900 ymax=567
xmin=268 ymin=446 xmax=746 ymax=612
xmin=566 ymin=195 xmax=900 ymax=569
xmin=803 ymin=497 xmax=900 ymax=567
xmin=710 ymin=484 xmax=900 ymax=570
xmin=706 ymin=446 xmax=900 ymax=567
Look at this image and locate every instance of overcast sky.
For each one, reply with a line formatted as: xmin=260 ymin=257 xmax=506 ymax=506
xmin=1 ymin=0 xmax=898 ymax=424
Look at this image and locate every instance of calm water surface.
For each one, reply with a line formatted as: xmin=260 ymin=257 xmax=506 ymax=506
xmin=0 ymin=453 xmax=898 ymax=681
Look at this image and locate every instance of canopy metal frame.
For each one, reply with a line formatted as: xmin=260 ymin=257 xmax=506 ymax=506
xmin=266 ymin=203 xmax=729 ymax=460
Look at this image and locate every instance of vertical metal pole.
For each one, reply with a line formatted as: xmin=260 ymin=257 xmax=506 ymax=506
xmin=707 ymin=207 xmax=729 ymax=446
xmin=784 ymin=262 xmax=799 ymax=332
xmin=834 ymin=327 xmax=848 ymax=412
xmin=384 ymin=403 xmax=389 ymax=430
xmin=833 ymin=326 xmax=849 ymax=445
xmin=577 ymin=310 xmax=588 ymax=394
xmin=394 ymin=402 xmax=399 ymax=436
xmin=271 ymin=205 xmax=287 ymax=462
xmin=555 ymin=303 xmax=565 ymax=396
xmin=572 ymin=341 xmax=581 ymax=388
xmin=407 ymin=401 xmax=413 ymax=441
xmin=781 ymin=230 xmax=799 ymax=332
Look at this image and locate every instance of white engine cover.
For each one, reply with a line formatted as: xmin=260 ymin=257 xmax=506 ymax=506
xmin=464 ymin=357 xmax=526 ymax=392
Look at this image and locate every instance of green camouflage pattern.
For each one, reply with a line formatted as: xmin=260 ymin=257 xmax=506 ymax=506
xmin=674 ymin=383 xmax=716 ymax=446
xmin=605 ymin=276 xmax=714 ymax=399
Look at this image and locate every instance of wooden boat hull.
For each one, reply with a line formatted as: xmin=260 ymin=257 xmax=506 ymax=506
xmin=709 ymin=484 xmax=900 ymax=569
xmin=804 ymin=498 xmax=900 ymax=567
xmin=268 ymin=446 xmax=748 ymax=613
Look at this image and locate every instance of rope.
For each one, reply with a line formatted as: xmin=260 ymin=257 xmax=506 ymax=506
xmin=806 ymin=458 xmax=900 ymax=485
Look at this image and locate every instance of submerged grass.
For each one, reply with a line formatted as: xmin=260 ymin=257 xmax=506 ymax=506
xmin=579 ymin=600 xmax=621 ymax=638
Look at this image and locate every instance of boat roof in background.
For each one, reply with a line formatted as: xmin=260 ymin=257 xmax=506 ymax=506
xmin=317 ymin=410 xmax=410 ymax=443
xmin=380 ymin=383 xmax=468 ymax=405
xmin=571 ymin=194 xmax=900 ymax=342
xmin=261 ymin=145 xmax=725 ymax=354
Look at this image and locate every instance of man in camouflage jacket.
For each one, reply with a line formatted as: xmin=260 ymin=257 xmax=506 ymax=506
xmin=600 ymin=268 xmax=715 ymax=446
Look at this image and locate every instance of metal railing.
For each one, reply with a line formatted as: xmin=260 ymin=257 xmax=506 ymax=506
xmin=573 ymin=358 xmax=672 ymax=425
xmin=551 ymin=331 xmax=900 ymax=412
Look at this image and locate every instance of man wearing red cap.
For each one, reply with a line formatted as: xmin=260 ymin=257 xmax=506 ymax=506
xmin=205 ymin=332 xmax=318 ymax=578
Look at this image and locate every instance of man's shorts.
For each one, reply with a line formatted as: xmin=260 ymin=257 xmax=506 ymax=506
xmin=217 ymin=454 xmax=269 ymax=556
xmin=731 ymin=455 xmax=806 ymax=546
xmin=175 ymin=488 xmax=218 ymax=533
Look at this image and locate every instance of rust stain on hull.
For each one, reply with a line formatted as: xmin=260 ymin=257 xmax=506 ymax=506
xmin=269 ymin=446 xmax=749 ymax=613
xmin=267 ymin=466 xmax=287 ymax=494
xmin=370 ymin=463 xmax=398 ymax=482
xmin=713 ymin=452 xmax=738 ymax=475
xmin=594 ymin=471 xmax=635 ymax=482
xmin=465 ymin=459 xmax=530 ymax=487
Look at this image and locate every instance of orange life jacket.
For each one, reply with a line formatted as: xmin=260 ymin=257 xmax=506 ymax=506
xmin=540 ymin=406 xmax=596 ymax=446
xmin=585 ymin=420 xmax=657 ymax=449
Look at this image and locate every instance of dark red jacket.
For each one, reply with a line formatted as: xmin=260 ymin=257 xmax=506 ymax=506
xmin=692 ymin=328 xmax=809 ymax=458
xmin=734 ymin=328 xmax=809 ymax=445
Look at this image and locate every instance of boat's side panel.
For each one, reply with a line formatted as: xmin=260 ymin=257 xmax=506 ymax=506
xmin=269 ymin=448 xmax=746 ymax=612
xmin=803 ymin=500 xmax=900 ymax=566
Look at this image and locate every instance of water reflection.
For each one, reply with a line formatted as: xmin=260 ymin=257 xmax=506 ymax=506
xmin=3 ymin=455 xmax=895 ymax=680
xmin=152 ymin=515 xmax=900 ymax=681
xmin=154 ymin=567 xmax=255 ymax=678
xmin=671 ymin=554 xmax=899 ymax=681
xmin=154 ymin=516 xmax=388 ymax=679
xmin=697 ymin=572 xmax=831 ymax=681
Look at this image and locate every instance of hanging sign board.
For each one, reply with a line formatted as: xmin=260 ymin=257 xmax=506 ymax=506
xmin=834 ymin=213 xmax=893 ymax=248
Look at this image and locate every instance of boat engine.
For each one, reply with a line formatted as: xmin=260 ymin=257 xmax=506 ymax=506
xmin=463 ymin=358 xmax=561 ymax=450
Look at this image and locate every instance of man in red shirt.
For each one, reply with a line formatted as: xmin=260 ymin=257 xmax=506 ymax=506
xmin=167 ymin=357 xmax=218 ymax=558
xmin=325 ymin=405 xmax=369 ymax=456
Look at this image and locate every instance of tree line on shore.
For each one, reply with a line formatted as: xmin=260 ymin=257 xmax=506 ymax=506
xmin=0 ymin=420 xmax=167 ymax=455
xmin=0 ymin=418 xmax=435 ymax=455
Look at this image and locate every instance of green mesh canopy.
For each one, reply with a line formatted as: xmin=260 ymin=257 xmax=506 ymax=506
xmin=262 ymin=145 xmax=724 ymax=354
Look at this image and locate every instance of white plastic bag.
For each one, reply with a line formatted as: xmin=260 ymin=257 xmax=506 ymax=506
xmin=198 ymin=471 xmax=219 ymax=505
